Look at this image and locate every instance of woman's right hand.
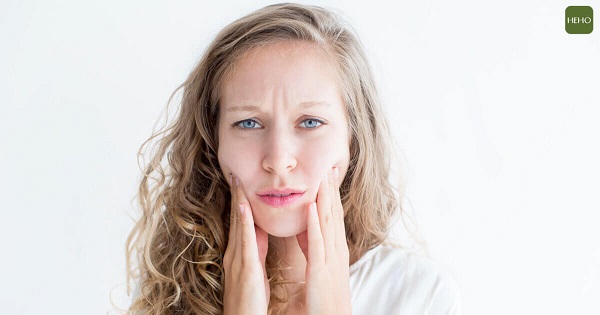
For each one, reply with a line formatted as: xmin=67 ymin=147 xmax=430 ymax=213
xmin=223 ymin=174 xmax=270 ymax=315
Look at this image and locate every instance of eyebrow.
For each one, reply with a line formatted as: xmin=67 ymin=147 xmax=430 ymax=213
xmin=225 ymin=101 xmax=331 ymax=113
xmin=225 ymin=105 xmax=261 ymax=113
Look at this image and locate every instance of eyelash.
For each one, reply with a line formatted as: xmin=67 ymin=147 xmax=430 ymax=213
xmin=232 ymin=118 xmax=325 ymax=130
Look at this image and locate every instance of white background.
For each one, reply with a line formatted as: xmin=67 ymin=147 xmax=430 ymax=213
xmin=1 ymin=0 xmax=599 ymax=314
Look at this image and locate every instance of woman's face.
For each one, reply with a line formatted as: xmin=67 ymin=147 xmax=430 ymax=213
xmin=217 ymin=42 xmax=351 ymax=237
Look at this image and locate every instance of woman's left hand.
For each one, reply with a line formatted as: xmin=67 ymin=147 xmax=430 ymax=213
xmin=296 ymin=167 xmax=352 ymax=315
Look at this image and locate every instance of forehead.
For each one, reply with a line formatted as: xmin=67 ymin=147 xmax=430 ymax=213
xmin=220 ymin=41 xmax=342 ymax=108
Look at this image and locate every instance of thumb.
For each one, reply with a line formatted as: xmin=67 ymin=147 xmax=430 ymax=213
xmin=255 ymin=225 xmax=271 ymax=305
xmin=255 ymin=224 xmax=269 ymax=265
xmin=295 ymin=202 xmax=312 ymax=261
xmin=296 ymin=229 xmax=309 ymax=261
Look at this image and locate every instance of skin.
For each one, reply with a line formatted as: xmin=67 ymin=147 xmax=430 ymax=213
xmin=218 ymin=41 xmax=352 ymax=314
xmin=218 ymin=41 xmax=350 ymax=238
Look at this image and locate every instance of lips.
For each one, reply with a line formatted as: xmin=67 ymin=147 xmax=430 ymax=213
xmin=256 ymin=187 xmax=306 ymax=207
xmin=258 ymin=192 xmax=304 ymax=207
xmin=257 ymin=188 xmax=305 ymax=196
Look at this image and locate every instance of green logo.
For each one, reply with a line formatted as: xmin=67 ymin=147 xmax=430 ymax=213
xmin=566 ymin=6 xmax=593 ymax=34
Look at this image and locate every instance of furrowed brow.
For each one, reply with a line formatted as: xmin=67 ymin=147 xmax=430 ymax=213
xmin=226 ymin=101 xmax=331 ymax=112
xmin=225 ymin=105 xmax=262 ymax=113
xmin=299 ymin=101 xmax=331 ymax=109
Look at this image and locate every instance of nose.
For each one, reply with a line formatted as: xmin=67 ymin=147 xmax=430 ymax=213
xmin=261 ymin=128 xmax=297 ymax=174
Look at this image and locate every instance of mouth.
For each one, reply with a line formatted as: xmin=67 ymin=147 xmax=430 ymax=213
xmin=258 ymin=192 xmax=305 ymax=207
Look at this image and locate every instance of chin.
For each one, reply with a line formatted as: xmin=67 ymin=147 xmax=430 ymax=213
xmin=253 ymin=205 xmax=307 ymax=237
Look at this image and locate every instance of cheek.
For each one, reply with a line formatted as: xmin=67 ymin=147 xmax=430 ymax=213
xmin=302 ymin=138 xmax=350 ymax=193
xmin=308 ymin=135 xmax=350 ymax=169
xmin=218 ymin=131 xmax=249 ymax=177
xmin=218 ymin=140 xmax=258 ymax=178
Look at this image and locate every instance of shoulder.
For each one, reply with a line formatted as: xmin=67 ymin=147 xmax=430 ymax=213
xmin=349 ymin=241 xmax=462 ymax=314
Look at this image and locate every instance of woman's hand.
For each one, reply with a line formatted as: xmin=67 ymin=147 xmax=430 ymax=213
xmin=296 ymin=167 xmax=352 ymax=315
xmin=223 ymin=174 xmax=270 ymax=315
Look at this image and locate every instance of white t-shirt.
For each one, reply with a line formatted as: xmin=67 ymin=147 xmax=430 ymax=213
xmin=131 ymin=242 xmax=462 ymax=314
xmin=349 ymin=241 xmax=462 ymax=314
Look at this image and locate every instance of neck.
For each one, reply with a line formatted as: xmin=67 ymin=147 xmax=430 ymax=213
xmin=267 ymin=234 xmax=360 ymax=313
xmin=269 ymin=235 xmax=307 ymax=298
xmin=270 ymin=235 xmax=307 ymax=280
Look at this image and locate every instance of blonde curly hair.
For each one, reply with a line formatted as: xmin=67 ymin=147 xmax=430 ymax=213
xmin=126 ymin=3 xmax=408 ymax=314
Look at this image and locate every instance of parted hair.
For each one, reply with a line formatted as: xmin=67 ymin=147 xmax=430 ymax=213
xmin=126 ymin=3 xmax=405 ymax=314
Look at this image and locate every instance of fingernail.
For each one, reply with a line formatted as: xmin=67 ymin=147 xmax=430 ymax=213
xmin=235 ymin=176 xmax=240 ymax=186
xmin=333 ymin=167 xmax=339 ymax=178
xmin=310 ymin=202 xmax=317 ymax=213
xmin=229 ymin=174 xmax=232 ymax=185
xmin=239 ymin=204 xmax=245 ymax=215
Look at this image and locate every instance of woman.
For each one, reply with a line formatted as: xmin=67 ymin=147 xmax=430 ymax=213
xmin=127 ymin=3 xmax=461 ymax=314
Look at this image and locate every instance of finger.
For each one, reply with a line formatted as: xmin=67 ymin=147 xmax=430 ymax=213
xmin=332 ymin=167 xmax=348 ymax=251
xmin=234 ymin=175 xmax=249 ymax=212
xmin=255 ymin=224 xmax=269 ymax=265
xmin=258 ymin=229 xmax=271 ymax=306
xmin=255 ymin=224 xmax=270 ymax=299
xmin=296 ymin=229 xmax=309 ymax=261
xmin=234 ymin=175 xmax=245 ymax=254
xmin=307 ymin=202 xmax=325 ymax=266
xmin=316 ymin=169 xmax=334 ymax=253
xmin=330 ymin=167 xmax=341 ymax=221
xmin=331 ymin=167 xmax=344 ymax=232
xmin=328 ymin=166 xmax=339 ymax=245
xmin=227 ymin=173 xmax=237 ymax=252
xmin=239 ymin=202 xmax=261 ymax=265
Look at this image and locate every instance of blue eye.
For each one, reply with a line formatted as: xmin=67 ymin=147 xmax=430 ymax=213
xmin=233 ymin=118 xmax=325 ymax=130
xmin=235 ymin=119 xmax=262 ymax=129
xmin=299 ymin=118 xmax=323 ymax=129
